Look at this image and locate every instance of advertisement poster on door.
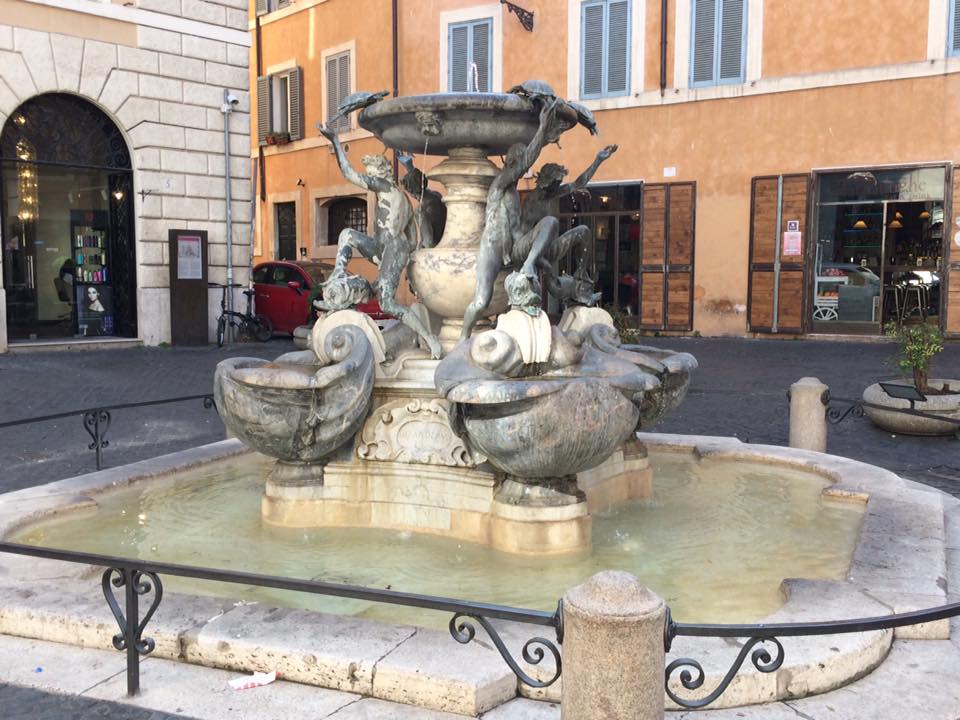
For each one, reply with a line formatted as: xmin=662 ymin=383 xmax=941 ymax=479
xmin=782 ymin=219 xmax=802 ymax=257
xmin=76 ymin=284 xmax=114 ymax=336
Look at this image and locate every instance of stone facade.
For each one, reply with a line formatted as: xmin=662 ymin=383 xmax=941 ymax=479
xmin=0 ymin=0 xmax=251 ymax=347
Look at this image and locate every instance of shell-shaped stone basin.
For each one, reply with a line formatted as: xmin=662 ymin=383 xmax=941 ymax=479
xmin=359 ymin=92 xmax=578 ymax=156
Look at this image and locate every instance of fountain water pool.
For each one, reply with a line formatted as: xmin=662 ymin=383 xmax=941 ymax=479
xmin=9 ymin=448 xmax=862 ymax=627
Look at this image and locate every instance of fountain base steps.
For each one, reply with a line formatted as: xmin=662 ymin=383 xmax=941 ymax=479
xmin=262 ymin=441 xmax=652 ymax=556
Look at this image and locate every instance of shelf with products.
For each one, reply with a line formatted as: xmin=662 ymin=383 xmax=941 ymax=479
xmin=72 ymin=224 xmax=109 ymax=284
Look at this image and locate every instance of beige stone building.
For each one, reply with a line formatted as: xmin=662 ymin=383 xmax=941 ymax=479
xmin=0 ymin=0 xmax=251 ymax=350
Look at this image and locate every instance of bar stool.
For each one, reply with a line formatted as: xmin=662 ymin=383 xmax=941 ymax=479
xmin=899 ymin=283 xmax=926 ymax=321
xmin=883 ymin=284 xmax=903 ymax=322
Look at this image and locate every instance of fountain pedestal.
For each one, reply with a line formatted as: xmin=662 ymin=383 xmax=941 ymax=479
xmin=408 ymin=148 xmax=508 ymax=353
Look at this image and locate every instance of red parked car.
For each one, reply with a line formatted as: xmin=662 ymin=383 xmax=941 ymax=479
xmin=252 ymin=261 xmax=391 ymax=335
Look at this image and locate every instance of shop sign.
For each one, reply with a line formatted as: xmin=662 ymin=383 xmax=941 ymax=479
xmin=782 ymin=220 xmax=802 ymax=256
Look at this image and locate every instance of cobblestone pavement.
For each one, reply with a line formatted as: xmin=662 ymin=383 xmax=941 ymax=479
xmin=637 ymin=335 xmax=960 ymax=496
xmin=0 ymin=335 xmax=957 ymax=496
xmin=0 ymin=682 xmax=194 ymax=720
xmin=0 ymin=339 xmax=295 ymax=494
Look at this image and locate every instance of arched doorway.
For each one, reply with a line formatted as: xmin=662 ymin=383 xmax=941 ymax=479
xmin=1 ymin=93 xmax=136 ymax=341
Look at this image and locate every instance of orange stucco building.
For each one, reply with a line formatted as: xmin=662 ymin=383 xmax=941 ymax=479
xmin=250 ymin=0 xmax=960 ymax=338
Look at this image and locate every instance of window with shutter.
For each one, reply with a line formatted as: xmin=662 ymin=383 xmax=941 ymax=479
xmin=691 ymin=0 xmax=746 ymax=86
xmin=579 ymin=0 xmax=631 ymax=100
xmin=448 ymin=19 xmax=492 ymax=92
xmin=325 ymin=51 xmax=352 ymax=133
xmin=271 ymin=74 xmax=289 ymax=134
xmin=951 ymin=0 xmax=960 ymax=55
xmin=256 ymin=76 xmax=271 ymax=145
xmin=287 ymin=67 xmax=303 ymax=141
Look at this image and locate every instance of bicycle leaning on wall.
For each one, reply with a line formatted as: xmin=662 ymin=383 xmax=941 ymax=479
xmin=208 ymin=282 xmax=273 ymax=347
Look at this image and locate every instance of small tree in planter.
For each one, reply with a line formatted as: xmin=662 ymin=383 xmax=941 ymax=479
xmin=884 ymin=321 xmax=945 ymax=394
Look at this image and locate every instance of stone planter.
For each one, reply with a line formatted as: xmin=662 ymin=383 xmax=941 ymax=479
xmin=862 ymin=379 xmax=960 ymax=436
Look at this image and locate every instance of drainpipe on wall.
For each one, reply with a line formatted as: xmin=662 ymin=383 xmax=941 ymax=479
xmin=391 ymin=0 xmax=400 ymax=179
xmin=256 ymin=15 xmax=265 ymax=202
xmin=659 ymin=0 xmax=668 ymax=96
xmin=222 ymin=89 xmax=238 ymax=319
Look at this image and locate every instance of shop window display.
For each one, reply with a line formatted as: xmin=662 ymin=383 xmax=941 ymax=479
xmin=812 ymin=168 xmax=945 ymax=331
xmin=1 ymin=94 xmax=135 ymax=341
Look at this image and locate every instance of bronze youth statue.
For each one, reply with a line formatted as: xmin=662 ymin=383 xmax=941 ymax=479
xmin=460 ymin=99 xmax=563 ymax=340
xmin=317 ymin=123 xmax=442 ymax=358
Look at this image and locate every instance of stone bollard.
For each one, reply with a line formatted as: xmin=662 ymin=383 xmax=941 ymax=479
xmin=788 ymin=377 xmax=829 ymax=453
xmin=561 ymin=571 xmax=666 ymax=720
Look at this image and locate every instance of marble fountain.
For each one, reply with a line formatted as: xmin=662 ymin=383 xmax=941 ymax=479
xmin=0 ymin=87 xmax=957 ymax=717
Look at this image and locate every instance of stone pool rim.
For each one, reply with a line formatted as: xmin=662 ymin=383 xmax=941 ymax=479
xmin=0 ymin=434 xmax=950 ymax=714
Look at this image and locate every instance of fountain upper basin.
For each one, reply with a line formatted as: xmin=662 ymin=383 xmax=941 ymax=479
xmin=359 ymin=93 xmax=578 ymax=155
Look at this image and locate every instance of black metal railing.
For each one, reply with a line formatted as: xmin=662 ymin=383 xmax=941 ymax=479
xmin=664 ymin=601 xmax=960 ymax=708
xmin=0 ymin=542 xmax=563 ymax=696
xmin=827 ymin=395 xmax=960 ymax=437
xmin=0 ymin=395 xmax=217 ymax=470
xmin=0 ymin=541 xmax=958 ymax=708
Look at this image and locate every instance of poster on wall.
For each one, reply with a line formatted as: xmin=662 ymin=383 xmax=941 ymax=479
xmin=782 ymin=228 xmax=803 ymax=257
xmin=177 ymin=235 xmax=203 ymax=280
xmin=76 ymin=284 xmax=114 ymax=337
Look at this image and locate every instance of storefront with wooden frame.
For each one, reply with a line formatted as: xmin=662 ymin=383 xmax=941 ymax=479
xmin=558 ymin=181 xmax=696 ymax=332
xmin=747 ymin=164 xmax=958 ymax=339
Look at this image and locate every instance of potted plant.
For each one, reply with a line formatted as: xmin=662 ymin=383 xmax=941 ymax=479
xmin=862 ymin=322 xmax=960 ymax=436
xmin=265 ymin=131 xmax=291 ymax=146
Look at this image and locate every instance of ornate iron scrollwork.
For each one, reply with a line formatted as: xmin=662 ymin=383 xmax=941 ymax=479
xmin=83 ymin=410 xmax=112 ymax=470
xmin=101 ymin=568 xmax=163 ymax=655
xmin=202 ymin=394 xmax=217 ymax=411
xmin=665 ymin=636 xmax=785 ymax=709
xmin=500 ymin=0 xmax=534 ymax=32
xmin=826 ymin=399 xmax=865 ymax=425
xmin=449 ymin=607 xmax=562 ymax=688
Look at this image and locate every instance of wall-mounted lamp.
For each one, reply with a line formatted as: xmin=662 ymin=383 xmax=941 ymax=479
xmin=296 ymin=178 xmax=305 ymax=187
xmin=599 ymin=195 xmax=610 ymax=205
xmin=299 ymin=247 xmax=308 ymax=259
xmin=112 ymin=189 xmax=125 ymax=202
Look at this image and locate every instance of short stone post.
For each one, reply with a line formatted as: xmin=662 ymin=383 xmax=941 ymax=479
xmin=561 ymin=571 xmax=666 ymax=720
xmin=788 ymin=377 xmax=829 ymax=453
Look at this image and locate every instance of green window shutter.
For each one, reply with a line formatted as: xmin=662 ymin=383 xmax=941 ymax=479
xmin=718 ymin=0 xmax=745 ymax=81
xmin=691 ymin=0 xmax=716 ymax=85
xmin=449 ymin=23 xmax=469 ymax=92
xmin=255 ymin=0 xmax=268 ymax=15
xmin=471 ymin=20 xmax=491 ymax=92
xmin=581 ymin=2 xmax=604 ymax=97
xmin=256 ymin=75 xmax=270 ymax=145
xmin=606 ymin=0 xmax=630 ymax=94
xmin=287 ymin=67 xmax=303 ymax=140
